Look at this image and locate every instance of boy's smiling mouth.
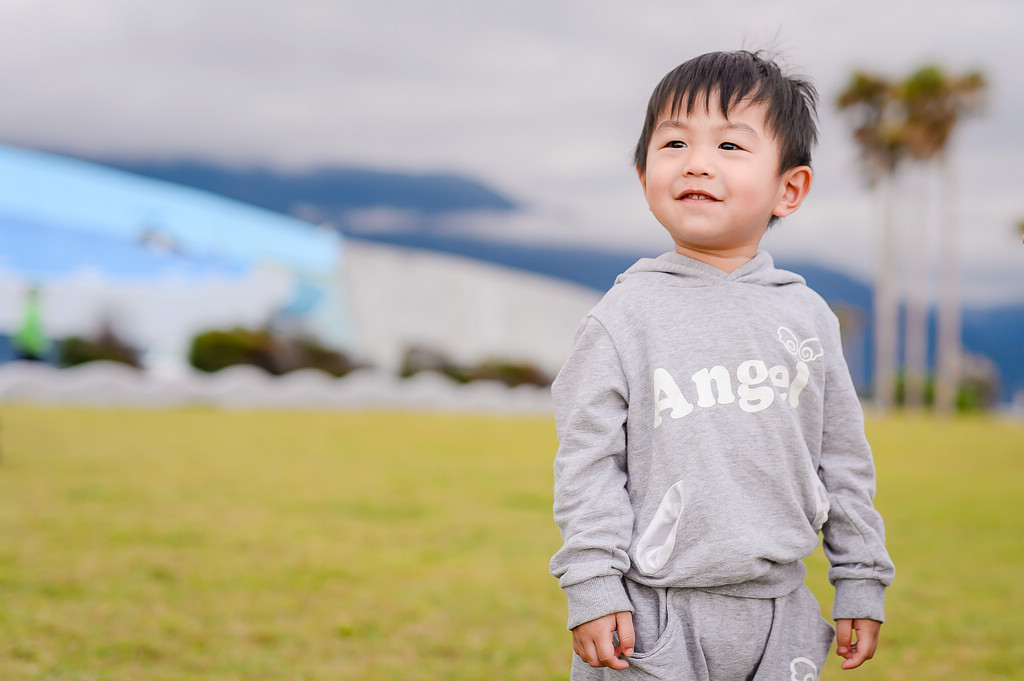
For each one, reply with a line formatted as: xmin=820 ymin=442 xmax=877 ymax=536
xmin=677 ymin=190 xmax=720 ymax=202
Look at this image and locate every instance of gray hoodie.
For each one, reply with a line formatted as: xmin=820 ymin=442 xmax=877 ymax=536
xmin=550 ymin=251 xmax=894 ymax=630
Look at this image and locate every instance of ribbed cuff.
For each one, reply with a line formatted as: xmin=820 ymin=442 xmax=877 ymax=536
xmin=563 ymin=575 xmax=633 ymax=630
xmin=832 ymin=578 xmax=887 ymax=622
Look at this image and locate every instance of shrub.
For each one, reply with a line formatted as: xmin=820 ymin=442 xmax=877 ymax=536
xmin=399 ymin=346 xmax=469 ymax=383
xmin=58 ymin=324 xmax=141 ymax=368
xmin=399 ymin=346 xmax=551 ymax=388
xmin=466 ymin=360 xmax=551 ymax=388
xmin=188 ymin=327 xmax=360 ymax=377
xmin=189 ymin=328 xmax=281 ymax=374
xmin=891 ymin=353 xmax=1001 ymax=412
xmin=292 ymin=336 xmax=362 ymax=377
xmin=956 ymin=354 xmax=1001 ymax=412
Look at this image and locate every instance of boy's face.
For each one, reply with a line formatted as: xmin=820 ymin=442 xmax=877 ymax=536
xmin=638 ymin=97 xmax=811 ymax=271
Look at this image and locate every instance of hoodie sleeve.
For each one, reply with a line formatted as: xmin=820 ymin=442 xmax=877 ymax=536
xmin=816 ymin=316 xmax=895 ymax=622
xmin=549 ymin=316 xmax=634 ymax=630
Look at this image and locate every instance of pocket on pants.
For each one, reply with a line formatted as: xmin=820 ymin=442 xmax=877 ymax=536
xmin=614 ymin=611 xmax=687 ymax=680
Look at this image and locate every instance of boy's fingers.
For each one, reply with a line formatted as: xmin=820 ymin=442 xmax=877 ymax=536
xmin=572 ymin=628 xmax=597 ymax=665
xmin=595 ymin=635 xmax=628 ymax=669
xmin=571 ymin=612 xmax=633 ymax=670
xmin=840 ymin=620 xmax=880 ymax=670
xmin=583 ymin=641 xmax=599 ymax=667
xmin=616 ymin=611 xmax=636 ymax=657
xmin=583 ymin=646 xmax=598 ymax=666
xmin=841 ymin=642 xmax=872 ymax=669
xmin=834 ymin=618 xmax=853 ymax=658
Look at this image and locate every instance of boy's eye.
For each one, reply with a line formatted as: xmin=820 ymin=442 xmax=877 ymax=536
xmin=720 ymin=142 xmax=741 ymax=151
xmin=666 ymin=140 xmax=686 ymax=149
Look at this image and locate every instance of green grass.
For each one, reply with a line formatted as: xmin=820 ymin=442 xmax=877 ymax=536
xmin=808 ymin=413 xmax=1024 ymax=679
xmin=0 ymin=407 xmax=1021 ymax=679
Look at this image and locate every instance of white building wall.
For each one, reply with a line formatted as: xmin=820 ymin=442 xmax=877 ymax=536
xmin=342 ymin=240 xmax=601 ymax=377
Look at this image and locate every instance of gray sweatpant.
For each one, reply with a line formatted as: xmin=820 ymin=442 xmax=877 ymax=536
xmin=570 ymin=581 xmax=835 ymax=681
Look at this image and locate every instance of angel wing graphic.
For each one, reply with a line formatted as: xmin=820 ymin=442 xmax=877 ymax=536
xmin=778 ymin=327 xmax=824 ymax=362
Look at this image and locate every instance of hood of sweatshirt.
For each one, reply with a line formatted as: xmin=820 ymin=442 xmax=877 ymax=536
xmin=615 ymin=251 xmax=805 ymax=289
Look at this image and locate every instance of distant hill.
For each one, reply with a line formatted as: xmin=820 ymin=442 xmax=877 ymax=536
xmin=86 ymin=158 xmax=518 ymax=220
xmin=338 ymin=228 xmax=874 ymax=304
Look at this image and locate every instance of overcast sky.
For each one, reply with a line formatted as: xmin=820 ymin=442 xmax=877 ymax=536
xmin=1 ymin=0 xmax=1021 ymax=304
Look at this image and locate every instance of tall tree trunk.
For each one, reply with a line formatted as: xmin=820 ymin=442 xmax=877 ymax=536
xmin=873 ymin=174 xmax=900 ymax=412
xmin=903 ymin=163 xmax=932 ymax=408
xmin=935 ymin=153 xmax=961 ymax=414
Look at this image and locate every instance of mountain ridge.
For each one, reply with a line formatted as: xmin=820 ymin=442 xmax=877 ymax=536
xmin=82 ymin=157 xmax=519 ymax=218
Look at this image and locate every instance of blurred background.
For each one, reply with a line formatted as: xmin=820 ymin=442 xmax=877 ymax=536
xmin=0 ymin=0 xmax=1021 ymax=412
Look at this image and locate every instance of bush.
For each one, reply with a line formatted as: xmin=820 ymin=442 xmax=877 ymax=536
xmin=189 ymin=328 xmax=281 ymax=374
xmin=399 ymin=346 xmax=468 ymax=383
xmin=399 ymin=346 xmax=551 ymax=388
xmin=956 ymin=354 xmax=1001 ymax=412
xmin=188 ymin=327 xmax=360 ymax=377
xmin=292 ymin=336 xmax=362 ymax=377
xmin=466 ymin=360 xmax=552 ymax=388
xmin=59 ymin=324 xmax=141 ymax=368
xmin=891 ymin=353 xmax=1001 ymax=412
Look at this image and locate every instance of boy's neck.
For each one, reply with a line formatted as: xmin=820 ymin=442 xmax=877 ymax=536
xmin=673 ymin=245 xmax=759 ymax=274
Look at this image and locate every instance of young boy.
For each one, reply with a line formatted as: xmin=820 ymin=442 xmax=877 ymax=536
xmin=550 ymin=51 xmax=894 ymax=680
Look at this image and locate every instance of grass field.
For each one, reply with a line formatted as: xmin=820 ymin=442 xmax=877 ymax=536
xmin=0 ymin=407 xmax=1021 ymax=680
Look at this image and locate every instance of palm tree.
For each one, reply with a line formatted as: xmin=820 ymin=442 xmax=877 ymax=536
xmin=900 ymin=66 xmax=986 ymax=414
xmin=897 ymin=158 xmax=932 ymax=409
xmin=837 ymin=73 xmax=907 ymax=412
xmin=895 ymin=75 xmax=937 ymax=409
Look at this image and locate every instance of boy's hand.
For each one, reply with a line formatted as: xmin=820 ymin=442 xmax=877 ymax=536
xmin=835 ymin=618 xmax=881 ymax=669
xmin=572 ymin=611 xmax=635 ymax=670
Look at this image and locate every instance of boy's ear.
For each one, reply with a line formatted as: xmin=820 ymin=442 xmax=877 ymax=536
xmin=637 ymin=167 xmax=647 ymax=194
xmin=772 ymin=166 xmax=813 ymax=218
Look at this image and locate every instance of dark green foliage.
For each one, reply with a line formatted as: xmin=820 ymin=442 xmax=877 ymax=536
xmin=188 ymin=327 xmax=359 ymax=377
xmin=189 ymin=328 xmax=280 ymax=374
xmin=59 ymin=325 xmax=142 ymax=368
xmin=399 ymin=345 xmax=551 ymax=388
xmin=892 ymin=364 xmax=1000 ymax=413
xmin=399 ymin=346 xmax=467 ymax=382
xmin=466 ymin=360 xmax=552 ymax=388
xmin=291 ymin=336 xmax=362 ymax=377
xmin=956 ymin=370 xmax=1001 ymax=412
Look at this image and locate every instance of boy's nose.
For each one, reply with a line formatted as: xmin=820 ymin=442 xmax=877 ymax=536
xmin=682 ymin=150 xmax=712 ymax=176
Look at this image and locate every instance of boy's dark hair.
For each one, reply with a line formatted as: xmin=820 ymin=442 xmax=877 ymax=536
xmin=633 ymin=51 xmax=819 ymax=176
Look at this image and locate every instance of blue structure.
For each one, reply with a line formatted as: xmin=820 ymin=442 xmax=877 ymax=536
xmin=0 ymin=144 xmax=349 ymax=366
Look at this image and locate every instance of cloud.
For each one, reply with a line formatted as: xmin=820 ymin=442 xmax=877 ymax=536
xmin=1 ymin=0 xmax=1021 ymax=303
